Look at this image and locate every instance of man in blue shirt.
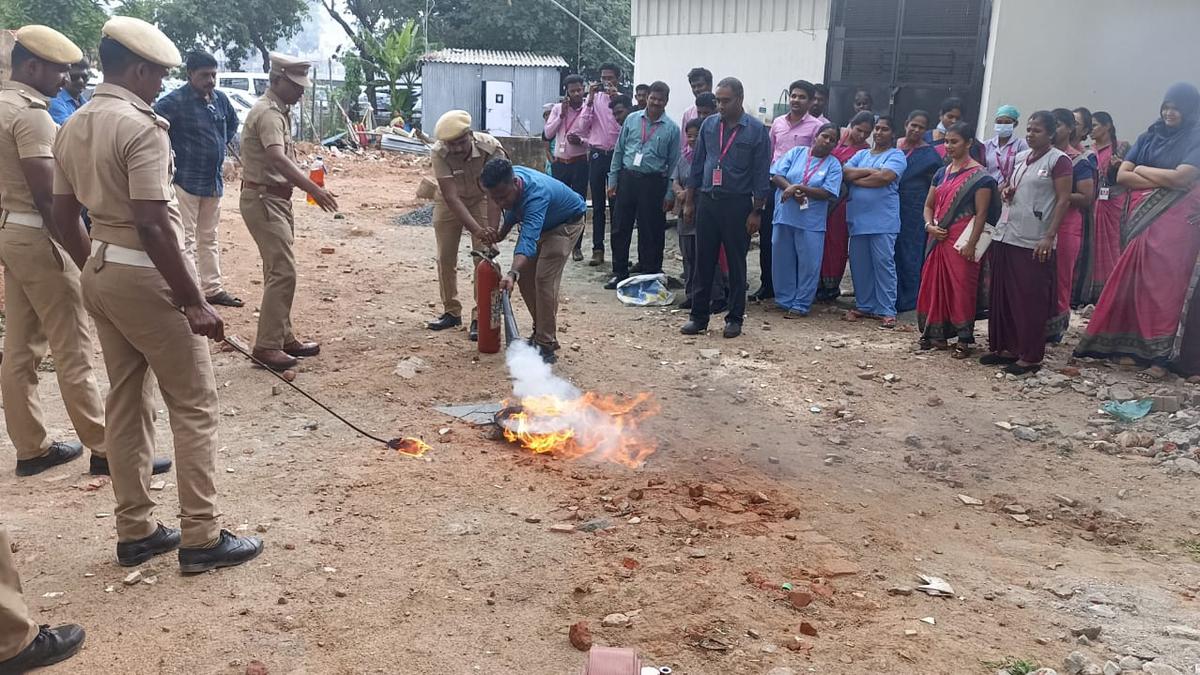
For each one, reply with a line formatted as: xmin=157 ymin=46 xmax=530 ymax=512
xmin=604 ymin=81 xmax=680 ymax=289
xmin=681 ymin=77 xmax=772 ymax=338
xmin=482 ymin=158 xmax=587 ymax=363
xmin=47 ymin=57 xmax=89 ymax=124
xmin=153 ymin=51 xmax=244 ymax=307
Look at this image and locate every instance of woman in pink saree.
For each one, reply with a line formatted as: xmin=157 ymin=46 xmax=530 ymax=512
xmin=1073 ymin=111 xmax=1129 ymax=306
xmin=1075 ymin=83 xmax=1200 ymax=379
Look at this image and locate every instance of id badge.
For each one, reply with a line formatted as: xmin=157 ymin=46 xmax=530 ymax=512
xmin=1098 ymin=186 xmax=1111 ymax=201
xmin=633 ymin=152 xmax=644 ymax=167
xmin=1037 ymin=167 xmax=1049 ymax=178
xmin=797 ymin=197 xmax=810 ymax=210
xmin=712 ymin=167 xmax=723 ymax=186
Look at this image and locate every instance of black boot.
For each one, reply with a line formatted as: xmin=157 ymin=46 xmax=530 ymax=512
xmin=468 ymin=320 xmax=478 ymax=342
xmin=179 ymin=530 xmax=264 ymax=574
xmin=15 ymin=442 xmax=82 ymax=477
xmin=0 ymin=624 xmax=86 ymax=674
xmin=680 ymin=320 xmax=708 ymax=335
xmin=90 ymin=455 xmax=173 ymax=477
xmin=117 ymin=524 xmax=182 ymax=567
xmin=426 ymin=313 xmax=462 ymax=331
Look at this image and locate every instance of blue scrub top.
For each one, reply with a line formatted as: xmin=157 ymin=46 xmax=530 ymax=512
xmin=845 ymin=147 xmax=907 ymax=236
xmin=770 ymin=146 xmax=843 ymax=232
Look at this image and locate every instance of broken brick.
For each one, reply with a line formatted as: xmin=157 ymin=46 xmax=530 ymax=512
xmin=787 ymin=590 xmax=813 ymax=609
xmin=568 ymin=621 xmax=592 ymax=651
xmin=674 ymin=505 xmax=701 ymax=523
xmin=621 ymin=557 xmax=640 ymax=570
xmin=799 ymin=621 xmax=819 ymax=637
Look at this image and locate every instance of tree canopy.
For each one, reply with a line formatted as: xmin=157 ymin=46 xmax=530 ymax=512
xmin=0 ymin=0 xmax=108 ymax=54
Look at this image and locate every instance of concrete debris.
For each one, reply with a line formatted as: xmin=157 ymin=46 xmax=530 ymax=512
xmin=601 ymin=612 xmax=630 ymax=628
xmin=915 ymin=574 xmax=954 ymax=597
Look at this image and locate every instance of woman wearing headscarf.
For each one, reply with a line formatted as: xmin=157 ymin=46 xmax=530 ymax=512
xmin=1073 ymin=111 xmax=1129 ymax=305
xmin=769 ymin=124 xmax=843 ymax=317
xmin=983 ymin=105 xmax=1029 ymax=184
xmin=1075 ymin=83 xmax=1200 ymax=380
xmin=895 ymin=110 xmax=944 ymax=312
xmin=1046 ymin=108 xmax=1097 ymax=343
xmin=917 ymin=123 xmax=997 ymax=357
xmin=982 ymin=111 xmax=1072 ymax=375
xmin=817 ymin=111 xmax=874 ymax=302
xmin=842 ymin=115 xmax=907 ymax=329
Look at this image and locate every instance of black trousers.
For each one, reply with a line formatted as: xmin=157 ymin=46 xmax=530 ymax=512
xmin=611 ymin=170 xmax=668 ymax=279
xmin=757 ymin=198 xmax=775 ymax=295
xmin=692 ymin=191 xmax=752 ymax=325
xmin=587 ymin=149 xmax=615 ymax=252
xmin=551 ymin=159 xmax=589 ymax=251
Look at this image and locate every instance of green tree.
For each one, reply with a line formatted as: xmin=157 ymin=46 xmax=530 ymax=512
xmin=363 ymin=20 xmax=421 ymax=119
xmin=0 ymin=0 xmax=107 ymax=53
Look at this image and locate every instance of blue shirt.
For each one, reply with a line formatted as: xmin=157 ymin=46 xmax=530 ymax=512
xmin=845 ymin=147 xmax=907 ymax=235
xmin=608 ymin=109 xmax=681 ymax=200
xmin=153 ymin=85 xmax=239 ymax=197
xmin=504 ymin=166 xmax=588 ymax=258
xmin=48 ymin=89 xmax=85 ymax=125
xmin=688 ymin=112 xmax=772 ymax=199
xmin=770 ymin=146 xmax=843 ymax=232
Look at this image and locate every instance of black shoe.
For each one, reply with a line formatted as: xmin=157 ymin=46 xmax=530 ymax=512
xmin=178 ymin=529 xmax=264 ymax=574
xmin=0 ymin=624 xmax=85 ymax=673
xmin=1003 ymin=362 xmax=1042 ymax=376
xmin=205 ymin=291 xmax=245 ymax=308
xmin=90 ymin=455 xmax=173 ymax=477
xmin=679 ymin=298 xmax=693 ymax=310
xmin=749 ymin=287 xmax=774 ymax=302
xmin=117 ymin=524 xmax=181 ymax=567
xmin=603 ymin=275 xmax=626 ymax=290
xmin=680 ymin=320 xmax=708 ymax=335
xmin=572 ymin=248 xmax=584 ymax=262
xmin=539 ymin=346 xmax=558 ymax=364
xmin=979 ymin=353 xmax=1019 ymax=366
xmin=426 ymin=313 xmax=462 ymax=331
xmin=723 ymin=322 xmax=743 ymax=339
xmin=630 ymin=263 xmax=645 ymax=274
xmin=468 ymin=320 xmax=478 ymax=342
xmin=15 ymin=442 xmax=82 ymax=477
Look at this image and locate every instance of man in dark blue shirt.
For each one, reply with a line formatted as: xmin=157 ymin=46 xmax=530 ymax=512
xmin=153 ymin=51 xmax=244 ymax=307
xmin=482 ymin=158 xmax=587 ymax=363
xmin=681 ymin=77 xmax=772 ymax=338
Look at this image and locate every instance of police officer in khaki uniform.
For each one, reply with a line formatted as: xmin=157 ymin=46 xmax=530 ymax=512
xmin=52 ymin=16 xmax=263 ymax=573
xmin=0 ymin=25 xmax=172 ymax=479
xmin=239 ymin=53 xmax=336 ymax=372
xmin=425 ymin=110 xmax=506 ymax=341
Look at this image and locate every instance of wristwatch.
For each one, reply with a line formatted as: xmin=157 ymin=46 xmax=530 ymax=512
xmin=507 ymin=269 xmax=520 ymax=283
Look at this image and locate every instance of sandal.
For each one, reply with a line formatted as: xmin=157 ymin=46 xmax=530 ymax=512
xmin=843 ymin=309 xmax=868 ymax=322
xmin=1004 ymin=362 xmax=1042 ymax=376
xmin=206 ymin=291 xmax=245 ymax=308
xmin=952 ymin=344 xmax=973 ymax=360
xmin=878 ymin=317 xmax=897 ymax=330
xmin=1136 ymin=365 xmax=1169 ymax=382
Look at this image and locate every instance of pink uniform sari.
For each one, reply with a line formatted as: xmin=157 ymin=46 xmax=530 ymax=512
xmin=1073 ymin=142 xmax=1127 ymax=305
xmin=816 ymin=139 xmax=867 ymax=300
xmin=1047 ymin=148 xmax=1094 ymax=341
xmin=917 ymin=165 xmax=997 ymax=344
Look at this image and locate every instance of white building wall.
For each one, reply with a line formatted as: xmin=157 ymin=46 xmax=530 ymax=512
xmin=980 ymin=0 xmax=1199 ymax=143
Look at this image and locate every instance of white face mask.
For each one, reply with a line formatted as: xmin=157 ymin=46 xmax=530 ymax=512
xmin=994 ymin=122 xmax=1015 ymax=138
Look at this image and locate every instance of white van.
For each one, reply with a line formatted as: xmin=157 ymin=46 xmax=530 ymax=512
xmin=217 ymin=73 xmax=270 ymax=99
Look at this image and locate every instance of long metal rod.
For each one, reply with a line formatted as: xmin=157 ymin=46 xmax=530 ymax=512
xmin=222 ymin=337 xmax=396 ymax=447
xmin=543 ymin=0 xmax=635 ymax=66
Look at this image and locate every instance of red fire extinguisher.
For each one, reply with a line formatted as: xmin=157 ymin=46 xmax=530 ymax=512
xmin=475 ymin=253 xmax=502 ymax=354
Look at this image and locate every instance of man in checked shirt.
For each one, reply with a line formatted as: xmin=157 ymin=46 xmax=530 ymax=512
xmin=154 ymin=50 xmax=245 ymax=308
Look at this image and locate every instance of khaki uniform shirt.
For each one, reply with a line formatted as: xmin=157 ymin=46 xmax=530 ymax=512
xmin=0 ymin=81 xmax=54 ymax=215
xmin=240 ymin=90 xmax=294 ymax=186
xmin=53 ymin=83 xmax=183 ymax=251
xmin=430 ymin=132 xmax=506 ymax=204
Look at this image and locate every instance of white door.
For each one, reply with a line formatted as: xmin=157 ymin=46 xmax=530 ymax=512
xmin=483 ymin=81 xmax=513 ymax=136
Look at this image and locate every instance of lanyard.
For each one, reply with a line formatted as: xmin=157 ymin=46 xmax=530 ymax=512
xmin=717 ymin=122 xmax=740 ymax=166
xmin=799 ymin=154 xmax=826 ymax=186
xmin=1009 ymin=148 xmax=1047 ymax=193
xmin=640 ymin=116 xmax=659 ymax=146
xmin=561 ymin=104 xmax=580 ymax=138
xmin=994 ymin=142 xmax=1016 ymax=181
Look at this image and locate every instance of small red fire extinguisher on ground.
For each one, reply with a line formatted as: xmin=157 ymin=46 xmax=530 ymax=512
xmin=474 ymin=252 xmax=502 ymax=354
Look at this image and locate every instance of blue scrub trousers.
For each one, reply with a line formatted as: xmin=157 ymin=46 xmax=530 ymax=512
xmin=849 ymin=232 xmax=898 ymax=317
xmin=771 ymin=225 xmax=824 ymax=314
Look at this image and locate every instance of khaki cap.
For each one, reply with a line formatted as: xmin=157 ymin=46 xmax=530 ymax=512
xmin=102 ymin=16 xmax=181 ymax=68
xmin=270 ymin=53 xmax=312 ymax=88
xmin=435 ymin=110 xmax=472 ymax=141
xmin=14 ymin=25 xmax=83 ymax=66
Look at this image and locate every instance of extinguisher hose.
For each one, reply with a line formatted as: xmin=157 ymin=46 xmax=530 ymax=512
xmin=501 ymin=289 xmax=520 ymax=346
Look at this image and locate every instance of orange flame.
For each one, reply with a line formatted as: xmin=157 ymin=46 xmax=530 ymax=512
xmin=500 ymin=392 xmax=659 ymax=468
xmin=394 ymin=438 xmax=432 ymax=457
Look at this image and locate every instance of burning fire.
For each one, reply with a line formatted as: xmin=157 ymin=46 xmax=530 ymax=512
xmin=393 ymin=437 xmax=432 ymax=457
xmin=500 ymin=392 xmax=659 ymax=468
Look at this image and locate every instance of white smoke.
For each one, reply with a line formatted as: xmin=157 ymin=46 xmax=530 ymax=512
xmin=504 ymin=341 xmax=580 ymax=401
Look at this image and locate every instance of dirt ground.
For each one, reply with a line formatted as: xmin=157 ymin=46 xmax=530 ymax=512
xmin=5 ymin=150 xmax=1200 ymax=675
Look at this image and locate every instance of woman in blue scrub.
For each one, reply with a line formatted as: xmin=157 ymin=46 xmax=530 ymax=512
xmin=769 ymin=123 xmax=844 ymax=317
xmin=842 ymin=115 xmax=908 ymax=328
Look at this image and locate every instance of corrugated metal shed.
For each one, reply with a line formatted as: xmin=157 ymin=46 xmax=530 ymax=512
xmin=632 ymin=0 xmax=830 ymax=36
xmin=421 ymin=49 xmax=570 ymax=69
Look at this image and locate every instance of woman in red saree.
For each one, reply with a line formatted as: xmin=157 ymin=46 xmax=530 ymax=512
xmin=1073 ymin=111 xmax=1129 ymax=306
xmin=817 ymin=111 xmax=874 ymax=301
xmin=1075 ymin=83 xmax=1200 ymax=380
xmin=917 ymin=123 xmax=997 ymax=357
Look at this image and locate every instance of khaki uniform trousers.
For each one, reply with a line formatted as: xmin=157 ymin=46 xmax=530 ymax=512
xmin=0 ymin=223 xmax=106 ymax=460
xmin=80 ymin=252 xmax=220 ymax=548
xmin=240 ymin=191 xmax=297 ymax=351
xmin=0 ymin=525 xmax=37 ymax=662
xmin=177 ymin=187 xmax=225 ymax=297
xmin=433 ymin=199 xmax=487 ymax=320
xmin=516 ymin=218 xmax=585 ymax=351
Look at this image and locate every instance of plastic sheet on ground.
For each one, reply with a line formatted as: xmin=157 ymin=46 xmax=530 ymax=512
xmin=1101 ymin=398 xmax=1153 ymax=422
xmin=615 ymin=273 xmax=675 ymax=307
